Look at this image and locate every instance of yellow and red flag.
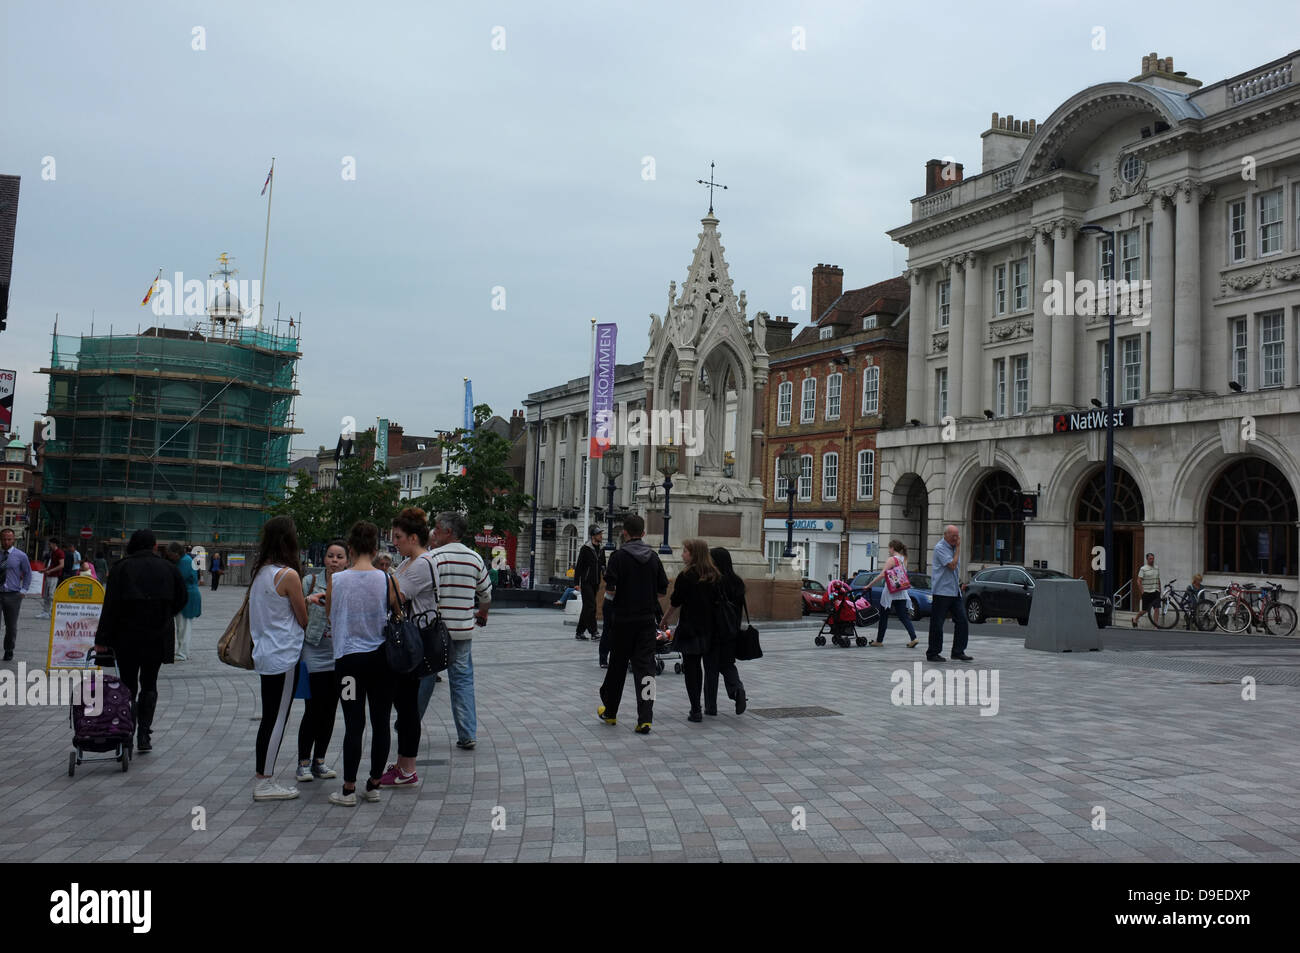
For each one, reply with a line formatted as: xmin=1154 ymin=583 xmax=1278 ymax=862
xmin=141 ymin=269 xmax=161 ymax=306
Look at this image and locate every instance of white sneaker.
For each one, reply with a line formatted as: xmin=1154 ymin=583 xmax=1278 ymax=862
xmin=360 ymin=785 xmax=381 ymax=803
xmin=253 ymin=779 xmax=299 ymax=801
xmin=328 ymin=790 xmax=357 ymax=807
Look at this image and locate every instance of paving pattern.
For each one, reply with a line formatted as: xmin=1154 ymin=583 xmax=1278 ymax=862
xmin=2 ymin=587 xmax=1298 ymax=863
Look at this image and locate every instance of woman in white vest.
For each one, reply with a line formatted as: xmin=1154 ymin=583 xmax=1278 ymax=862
xmin=863 ymin=539 xmax=920 ymax=648
xmin=250 ymin=516 xmax=310 ymax=802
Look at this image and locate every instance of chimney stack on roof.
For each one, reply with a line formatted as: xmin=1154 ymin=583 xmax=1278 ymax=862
xmin=1131 ymin=51 xmax=1201 ymax=90
xmin=924 ymin=158 xmax=964 ymax=196
xmin=980 ymin=112 xmax=1037 ymax=173
xmin=764 ymin=314 xmax=797 ymax=352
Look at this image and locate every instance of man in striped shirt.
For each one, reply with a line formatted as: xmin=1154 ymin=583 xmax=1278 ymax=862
xmin=429 ymin=511 xmax=492 ymax=750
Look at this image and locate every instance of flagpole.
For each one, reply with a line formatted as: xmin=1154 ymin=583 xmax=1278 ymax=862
xmin=258 ymin=157 xmax=275 ymax=330
xmin=581 ymin=317 xmax=595 ymax=548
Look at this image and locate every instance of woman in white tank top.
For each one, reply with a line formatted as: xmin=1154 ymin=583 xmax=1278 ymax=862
xmin=249 ymin=517 xmax=310 ymax=803
xmin=863 ymin=539 xmax=920 ymax=648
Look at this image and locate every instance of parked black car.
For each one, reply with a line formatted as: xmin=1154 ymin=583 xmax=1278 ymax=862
xmin=964 ymin=566 xmax=1112 ymax=628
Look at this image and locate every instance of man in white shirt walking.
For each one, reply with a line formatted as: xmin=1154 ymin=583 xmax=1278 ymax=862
xmin=1131 ymin=552 xmax=1161 ymax=628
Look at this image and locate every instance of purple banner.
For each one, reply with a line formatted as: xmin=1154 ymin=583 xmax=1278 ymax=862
xmin=589 ymin=323 xmax=617 ymax=459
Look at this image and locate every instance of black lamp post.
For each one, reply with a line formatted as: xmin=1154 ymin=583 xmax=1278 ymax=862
xmin=1079 ymin=223 xmax=1116 ymax=618
xmin=602 ymin=452 xmax=623 ymax=551
xmin=655 ymin=443 xmax=679 ymax=555
xmin=779 ymin=443 xmax=800 ymax=559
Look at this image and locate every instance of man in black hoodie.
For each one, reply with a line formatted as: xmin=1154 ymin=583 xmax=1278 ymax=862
xmin=596 ymin=514 xmax=668 ymax=734
xmin=93 ymin=529 xmax=188 ymax=752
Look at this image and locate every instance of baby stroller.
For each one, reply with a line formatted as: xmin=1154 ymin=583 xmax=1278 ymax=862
xmin=654 ymin=624 xmax=683 ymax=675
xmin=69 ymin=649 xmax=134 ymax=776
xmin=815 ymin=580 xmax=879 ymax=647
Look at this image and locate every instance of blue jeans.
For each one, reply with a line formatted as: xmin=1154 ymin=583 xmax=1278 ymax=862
xmin=444 ymin=639 xmax=476 ymax=742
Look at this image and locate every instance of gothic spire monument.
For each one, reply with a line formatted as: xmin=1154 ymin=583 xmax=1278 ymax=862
xmin=639 ymin=208 xmax=797 ymax=613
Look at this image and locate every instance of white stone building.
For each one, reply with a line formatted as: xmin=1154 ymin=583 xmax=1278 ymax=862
xmin=880 ymin=50 xmax=1300 ymax=605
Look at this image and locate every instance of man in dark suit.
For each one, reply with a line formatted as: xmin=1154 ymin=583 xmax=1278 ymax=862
xmin=573 ymin=526 xmax=605 ymax=641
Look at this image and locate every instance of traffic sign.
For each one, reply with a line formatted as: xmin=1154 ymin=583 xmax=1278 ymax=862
xmin=80 ymin=525 xmax=92 ymax=539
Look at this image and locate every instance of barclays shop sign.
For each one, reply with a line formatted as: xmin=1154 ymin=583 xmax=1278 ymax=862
xmin=764 ymin=518 xmax=842 ymax=534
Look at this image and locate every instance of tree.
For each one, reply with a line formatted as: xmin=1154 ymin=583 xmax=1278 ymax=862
xmin=411 ymin=403 xmax=531 ymax=539
xmin=268 ymin=471 xmax=330 ymax=548
xmin=327 ymin=430 xmax=401 ymax=537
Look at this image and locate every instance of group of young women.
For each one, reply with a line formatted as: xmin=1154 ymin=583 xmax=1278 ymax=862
xmin=661 ymin=540 xmax=749 ymax=722
xmin=249 ymin=507 xmax=440 ymax=806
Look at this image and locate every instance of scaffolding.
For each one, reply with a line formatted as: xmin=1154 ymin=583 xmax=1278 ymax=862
xmin=38 ymin=313 xmax=302 ymax=552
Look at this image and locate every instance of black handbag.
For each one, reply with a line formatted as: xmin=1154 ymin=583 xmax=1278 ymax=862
xmin=734 ymin=600 xmax=762 ymax=661
xmin=411 ymin=557 xmax=454 ymax=676
xmin=382 ymin=573 xmax=425 ymax=675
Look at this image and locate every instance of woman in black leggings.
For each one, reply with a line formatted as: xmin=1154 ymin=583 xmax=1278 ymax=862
xmin=663 ymin=538 xmax=722 ymax=723
xmin=295 ymin=539 xmax=347 ymax=783
xmin=325 ymin=521 xmax=402 ymax=807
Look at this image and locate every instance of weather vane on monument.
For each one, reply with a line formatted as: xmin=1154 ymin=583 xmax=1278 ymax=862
xmin=697 ymin=161 xmax=728 ymax=215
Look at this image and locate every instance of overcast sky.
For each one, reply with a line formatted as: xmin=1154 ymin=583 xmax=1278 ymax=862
xmin=3 ymin=1 xmax=1298 ymax=455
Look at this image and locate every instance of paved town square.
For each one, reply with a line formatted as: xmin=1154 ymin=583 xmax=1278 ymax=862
xmin=3 ymin=588 xmax=1297 ymax=863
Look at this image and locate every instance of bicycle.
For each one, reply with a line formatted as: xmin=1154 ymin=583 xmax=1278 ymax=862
xmin=1212 ymin=582 xmax=1297 ymax=636
xmin=1147 ymin=579 xmax=1217 ymax=630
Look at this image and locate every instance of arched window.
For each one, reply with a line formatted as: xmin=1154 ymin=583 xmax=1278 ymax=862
xmin=862 ymin=366 xmax=880 ymax=415
xmin=971 ymin=471 xmax=1024 ymax=563
xmin=1075 ymin=468 xmax=1145 ymax=524
xmin=1206 ymin=459 xmax=1297 ymax=575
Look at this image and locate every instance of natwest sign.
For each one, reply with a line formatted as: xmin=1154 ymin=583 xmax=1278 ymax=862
xmin=1053 ymin=408 xmax=1132 ymax=433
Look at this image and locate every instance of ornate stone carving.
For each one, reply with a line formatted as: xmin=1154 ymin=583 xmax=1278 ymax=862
xmin=932 ymin=332 xmax=949 ymax=352
xmin=987 ymin=319 xmax=1034 ymax=343
xmin=1109 ymin=152 xmax=1149 ymax=202
xmin=648 ymin=313 xmax=661 ymax=343
xmin=1221 ymin=262 xmax=1300 ymax=293
xmin=711 ymin=482 xmax=735 ymax=505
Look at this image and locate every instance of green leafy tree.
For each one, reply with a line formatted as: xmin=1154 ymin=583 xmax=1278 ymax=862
xmin=268 ymin=471 xmax=330 ymax=547
xmin=327 ymin=430 xmax=401 ymax=536
xmin=412 ymin=403 xmax=531 ymax=539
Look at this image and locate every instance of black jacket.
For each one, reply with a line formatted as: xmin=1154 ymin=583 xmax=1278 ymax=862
xmin=670 ymin=568 xmax=718 ymax=655
xmin=95 ymin=550 xmax=188 ymax=663
xmin=604 ymin=538 xmax=668 ymax=623
xmin=575 ymin=541 xmax=606 ymax=592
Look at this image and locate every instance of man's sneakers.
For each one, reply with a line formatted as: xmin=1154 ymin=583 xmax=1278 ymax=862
xmin=597 ymin=705 xmax=617 ymax=725
xmin=456 ymin=739 xmax=476 ymax=750
xmin=635 ymin=722 xmax=652 ymax=734
xmin=253 ymin=779 xmax=299 ymax=802
xmin=950 ymin=652 xmax=974 ymax=662
xmin=377 ymin=763 xmax=419 ymax=788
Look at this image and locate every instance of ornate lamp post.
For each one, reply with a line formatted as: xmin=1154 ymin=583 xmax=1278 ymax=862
xmin=655 ymin=443 xmax=680 ymax=555
xmin=602 ymin=452 xmax=623 ymax=551
xmin=779 ymin=443 xmax=800 ymax=559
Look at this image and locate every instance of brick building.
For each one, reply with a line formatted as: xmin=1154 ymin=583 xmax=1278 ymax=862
xmin=762 ymin=267 xmax=910 ymax=580
xmin=2 ymin=435 xmax=39 ymax=553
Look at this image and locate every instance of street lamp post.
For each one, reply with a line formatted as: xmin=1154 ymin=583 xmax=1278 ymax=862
xmin=1079 ymin=223 xmax=1117 ymax=617
xmin=779 ymin=444 xmax=800 ymax=559
xmin=655 ymin=443 xmax=679 ymax=555
xmin=602 ymin=452 xmax=623 ymax=551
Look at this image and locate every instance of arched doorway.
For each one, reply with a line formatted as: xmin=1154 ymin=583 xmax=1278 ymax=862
xmin=893 ymin=474 xmax=929 ymax=573
xmin=1205 ymin=458 xmax=1297 ymax=575
xmin=971 ymin=471 xmax=1024 ymax=564
xmin=1073 ymin=467 xmax=1144 ymax=605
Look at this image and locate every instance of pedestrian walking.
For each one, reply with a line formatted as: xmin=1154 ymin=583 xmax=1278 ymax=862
xmin=93 ymin=550 xmax=108 ymax=583
xmin=415 ymin=512 xmax=491 ymax=750
xmin=295 ymin=538 xmax=345 ymax=785
xmin=382 ymin=507 xmax=439 ymax=788
xmin=92 ymin=529 xmax=187 ymax=753
xmin=1131 ymin=552 xmax=1161 ymax=628
xmin=41 ymin=540 xmax=65 ymax=616
xmin=164 ymin=542 xmax=201 ymax=661
xmin=662 ymin=538 xmax=724 ymax=723
xmin=249 ymin=517 xmax=310 ymax=802
xmin=928 ymin=524 xmax=972 ymax=662
xmin=1 ymin=528 xmax=33 ymax=662
xmin=574 ymin=526 xmax=605 ymax=640
xmin=707 ymin=547 xmax=748 ymax=714
xmin=596 ymin=514 xmax=667 ymax=734
xmin=210 ymin=553 xmax=223 ymax=591
xmin=326 ymin=521 xmax=402 ymax=806
xmin=863 ymin=539 xmax=920 ymax=648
